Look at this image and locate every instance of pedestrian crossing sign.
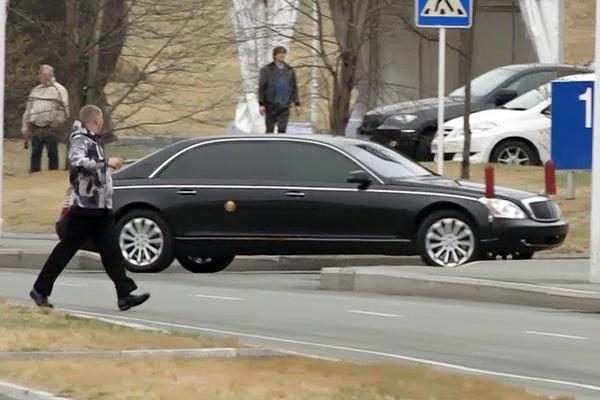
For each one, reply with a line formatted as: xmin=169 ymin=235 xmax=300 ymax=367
xmin=416 ymin=0 xmax=472 ymax=28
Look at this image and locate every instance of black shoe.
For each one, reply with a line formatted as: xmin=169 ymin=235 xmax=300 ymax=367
xmin=118 ymin=293 xmax=150 ymax=311
xmin=29 ymin=288 xmax=53 ymax=308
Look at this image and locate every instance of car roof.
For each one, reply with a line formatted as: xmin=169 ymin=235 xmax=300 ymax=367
xmin=180 ymin=134 xmax=365 ymax=147
xmin=499 ymin=63 xmax=590 ymax=71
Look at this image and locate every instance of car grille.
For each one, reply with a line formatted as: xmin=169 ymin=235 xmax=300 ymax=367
xmin=522 ymin=197 xmax=561 ymax=222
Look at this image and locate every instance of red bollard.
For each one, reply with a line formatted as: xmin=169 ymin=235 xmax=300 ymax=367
xmin=485 ymin=164 xmax=495 ymax=198
xmin=545 ymin=160 xmax=556 ymax=196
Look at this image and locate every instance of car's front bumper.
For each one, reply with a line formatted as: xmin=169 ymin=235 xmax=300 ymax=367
xmin=479 ymin=217 xmax=569 ymax=255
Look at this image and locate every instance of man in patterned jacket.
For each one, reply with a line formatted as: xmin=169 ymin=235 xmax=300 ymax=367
xmin=29 ymin=105 xmax=150 ymax=311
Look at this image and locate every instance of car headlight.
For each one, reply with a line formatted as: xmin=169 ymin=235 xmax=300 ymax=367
xmin=446 ymin=127 xmax=464 ymax=138
xmin=390 ymin=114 xmax=418 ymax=124
xmin=478 ymin=197 xmax=526 ymax=219
xmin=471 ymin=121 xmax=497 ymax=134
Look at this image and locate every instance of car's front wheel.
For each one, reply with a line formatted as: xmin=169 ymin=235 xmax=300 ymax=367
xmin=417 ymin=210 xmax=479 ymax=267
xmin=490 ymin=140 xmax=541 ymax=166
xmin=176 ymin=254 xmax=235 ymax=273
xmin=115 ymin=209 xmax=174 ymax=273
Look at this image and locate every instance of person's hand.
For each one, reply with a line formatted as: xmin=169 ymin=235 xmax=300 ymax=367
xmin=294 ymin=104 xmax=301 ymax=115
xmin=108 ymin=156 xmax=124 ymax=170
xmin=21 ymin=125 xmax=30 ymax=140
xmin=259 ymin=106 xmax=266 ymax=116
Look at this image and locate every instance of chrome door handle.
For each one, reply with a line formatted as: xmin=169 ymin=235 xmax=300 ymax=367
xmin=177 ymin=189 xmax=197 ymax=196
xmin=285 ymin=191 xmax=305 ymax=198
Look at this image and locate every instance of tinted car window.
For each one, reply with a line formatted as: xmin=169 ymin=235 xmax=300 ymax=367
xmin=449 ymin=68 xmax=516 ymax=98
xmin=341 ymin=142 xmax=432 ymax=179
xmin=159 ymin=140 xmax=359 ymax=184
xmin=501 ymin=71 xmax=558 ymax=97
xmin=502 ymin=83 xmax=551 ymax=111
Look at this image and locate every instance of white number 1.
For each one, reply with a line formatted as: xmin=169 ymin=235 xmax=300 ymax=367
xmin=579 ymin=87 xmax=593 ymax=129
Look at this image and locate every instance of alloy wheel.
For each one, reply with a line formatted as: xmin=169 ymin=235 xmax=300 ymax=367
xmin=425 ymin=217 xmax=475 ymax=267
xmin=119 ymin=217 xmax=164 ymax=267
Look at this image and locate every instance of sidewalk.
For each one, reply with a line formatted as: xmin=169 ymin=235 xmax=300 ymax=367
xmin=321 ymin=259 xmax=600 ymax=311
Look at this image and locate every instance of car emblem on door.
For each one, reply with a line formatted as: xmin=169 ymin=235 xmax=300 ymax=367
xmin=225 ymin=200 xmax=237 ymax=213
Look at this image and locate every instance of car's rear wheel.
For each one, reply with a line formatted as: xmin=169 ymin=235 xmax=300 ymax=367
xmin=417 ymin=210 xmax=479 ymax=267
xmin=490 ymin=140 xmax=540 ymax=166
xmin=176 ymin=254 xmax=235 ymax=273
xmin=115 ymin=209 xmax=174 ymax=273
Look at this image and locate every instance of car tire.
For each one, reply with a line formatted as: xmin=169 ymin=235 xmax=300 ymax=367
xmin=176 ymin=254 xmax=235 ymax=273
xmin=417 ymin=210 xmax=480 ymax=267
xmin=115 ymin=209 xmax=174 ymax=273
xmin=490 ymin=140 xmax=541 ymax=166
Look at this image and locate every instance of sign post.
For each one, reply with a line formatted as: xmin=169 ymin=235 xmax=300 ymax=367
xmin=0 ymin=0 xmax=7 ymax=236
xmin=416 ymin=0 xmax=472 ymax=175
xmin=591 ymin=0 xmax=600 ymax=283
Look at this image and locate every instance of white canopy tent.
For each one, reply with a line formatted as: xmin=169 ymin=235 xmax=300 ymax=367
xmin=229 ymin=0 xmax=299 ymax=134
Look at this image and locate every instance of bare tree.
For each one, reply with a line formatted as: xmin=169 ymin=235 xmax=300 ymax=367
xmin=461 ymin=2 xmax=478 ymax=180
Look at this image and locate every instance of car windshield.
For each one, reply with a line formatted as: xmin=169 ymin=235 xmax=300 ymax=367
xmin=343 ymin=142 xmax=433 ymax=179
xmin=449 ymin=68 xmax=516 ymax=98
xmin=501 ymin=83 xmax=550 ymax=111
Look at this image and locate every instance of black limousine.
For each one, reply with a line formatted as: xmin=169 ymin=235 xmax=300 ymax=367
xmin=61 ymin=135 xmax=568 ymax=272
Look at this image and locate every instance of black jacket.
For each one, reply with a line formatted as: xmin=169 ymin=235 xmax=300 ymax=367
xmin=258 ymin=62 xmax=300 ymax=108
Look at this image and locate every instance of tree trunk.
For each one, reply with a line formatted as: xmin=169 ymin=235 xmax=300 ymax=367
xmin=461 ymin=3 xmax=478 ymax=180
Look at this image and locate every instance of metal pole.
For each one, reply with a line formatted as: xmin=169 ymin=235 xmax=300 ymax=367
xmin=565 ymin=170 xmax=576 ymax=200
xmin=590 ymin=0 xmax=600 ymax=283
xmin=310 ymin=0 xmax=319 ymax=129
xmin=0 ymin=0 xmax=7 ymax=237
xmin=437 ymin=27 xmax=446 ymax=175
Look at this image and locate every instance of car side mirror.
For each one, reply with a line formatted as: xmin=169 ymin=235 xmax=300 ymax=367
xmin=347 ymin=170 xmax=372 ymax=188
xmin=494 ymin=89 xmax=518 ymax=106
xmin=541 ymin=106 xmax=551 ymax=117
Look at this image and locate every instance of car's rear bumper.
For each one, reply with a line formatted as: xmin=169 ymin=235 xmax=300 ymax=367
xmin=479 ymin=218 xmax=568 ymax=254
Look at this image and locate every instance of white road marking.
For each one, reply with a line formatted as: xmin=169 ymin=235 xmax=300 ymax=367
xmin=191 ymin=294 xmax=243 ymax=301
xmin=56 ymin=283 xmax=84 ymax=287
xmin=0 ymin=380 xmax=69 ymax=400
xmin=347 ymin=310 xmax=402 ymax=318
xmin=524 ymin=331 xmax=588 ymax=340
xmin=62 ymin=309 xmax=600 ymax=394
xmin=70 ymin=313 xmax=170 ymax=333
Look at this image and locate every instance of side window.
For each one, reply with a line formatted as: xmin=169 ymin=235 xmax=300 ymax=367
xmin=502 ymin=71 xmax=557 ymax=97
xmin=158 ymin=141 xmax=359 ymax=184
xmin=271 ymin=142 xmax=360 ymax=183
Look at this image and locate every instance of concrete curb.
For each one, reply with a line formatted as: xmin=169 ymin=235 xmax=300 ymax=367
xmin=0 ymin=348 xmax=286 ymax=360
xmin=320 ymin=267 xmax=600 ymax=311
xmin=0 ymin=381 xmax=68 ymax=400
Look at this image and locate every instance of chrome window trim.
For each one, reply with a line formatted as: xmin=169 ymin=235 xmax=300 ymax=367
xmin=521 ymin=196 xmax=561 ymax=222
xmin=147 ymin=137 xmax=385 ymax=185
xmin=113 ymin=184 xmax=481 ymax=203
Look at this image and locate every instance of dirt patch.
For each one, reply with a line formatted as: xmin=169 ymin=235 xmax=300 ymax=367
xmin=0 ymin=357 xmax=564 ymax=400
xmin=0 ymin=301 xmax=237 ymax=352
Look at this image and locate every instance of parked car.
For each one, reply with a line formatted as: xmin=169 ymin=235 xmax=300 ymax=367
xmin=58 ymin=135 xmax=568 ymax=271
xmin=431 ymin=73 xmax=594 ymax=165
xmin=359 ymin=64 xmax=591 ymax=161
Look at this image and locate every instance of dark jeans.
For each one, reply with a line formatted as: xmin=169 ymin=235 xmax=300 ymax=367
xmin=265 ymin=105 xmax=290 ymax=134
xmin=33 ymin=211 xmax=137 ymax=299
xmin=30 ymin=127 xmax=59 ymax=173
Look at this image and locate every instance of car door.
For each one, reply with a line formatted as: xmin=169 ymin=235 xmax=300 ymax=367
xmin=253 ymin=139 xmax=402 ymax=240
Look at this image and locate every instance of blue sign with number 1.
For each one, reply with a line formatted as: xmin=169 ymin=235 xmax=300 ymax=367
xmin=551 ymin=80 xmax=594 ymax=170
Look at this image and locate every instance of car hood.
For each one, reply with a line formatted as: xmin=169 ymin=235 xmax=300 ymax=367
xmin=389 ymin=175 xmax=539 ymax=202
xmin=444 ymin=108 xmax=530 ymax=129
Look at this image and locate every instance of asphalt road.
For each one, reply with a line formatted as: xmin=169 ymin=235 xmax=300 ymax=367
xmin=1 ymin=268 xmax=599 ymax=400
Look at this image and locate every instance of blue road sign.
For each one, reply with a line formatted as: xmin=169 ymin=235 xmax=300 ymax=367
xmin=551 ymin=80 xmax=594 ymax=170
xmin=416 ymin=0 xmax=473 ymax=29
